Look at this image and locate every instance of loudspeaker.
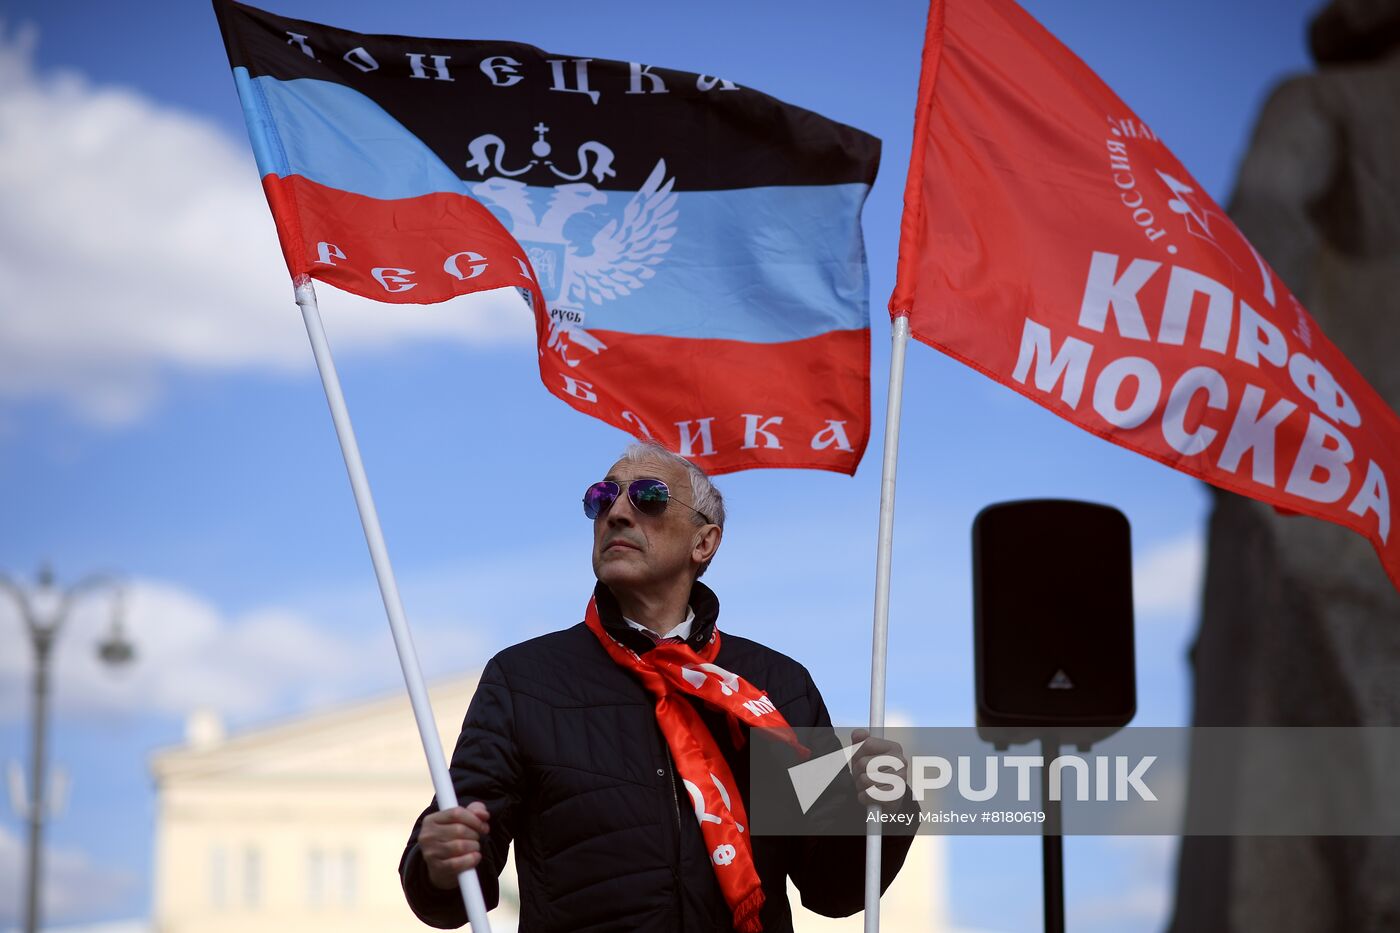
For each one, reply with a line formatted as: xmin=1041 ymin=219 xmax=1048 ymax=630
xmin=972 ymin=499 xmax=1136 ymax=742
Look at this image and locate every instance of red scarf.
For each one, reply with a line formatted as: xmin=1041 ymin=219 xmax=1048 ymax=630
xmin=584 ymin=596 xmax=808 ymax=933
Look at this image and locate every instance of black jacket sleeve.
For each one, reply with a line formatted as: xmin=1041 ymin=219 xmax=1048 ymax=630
xmin=786 ymin=672 xmax=918 ymax=918
xmin=399 ymin=657 xmax=522 ymax=929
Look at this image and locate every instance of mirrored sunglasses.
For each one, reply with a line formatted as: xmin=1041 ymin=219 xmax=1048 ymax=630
xmin=582 ymin=478 xmax=711 ymax=524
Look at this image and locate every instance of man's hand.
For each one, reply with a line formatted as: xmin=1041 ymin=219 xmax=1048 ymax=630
xmin=849 ymin=729 xmax=908 ymax=807
xmin=419 ymin=801 xmax=491 ymax=890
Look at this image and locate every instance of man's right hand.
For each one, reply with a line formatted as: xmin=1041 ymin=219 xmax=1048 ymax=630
xmin=419 ymin=801 xmax=492 ymax=890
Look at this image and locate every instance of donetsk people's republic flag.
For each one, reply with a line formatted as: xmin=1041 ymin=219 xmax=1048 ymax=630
xmin=891 ymin=0 xmax=1400 ymax=588
xmin=214 ymin=0 xmax=880 ymax=475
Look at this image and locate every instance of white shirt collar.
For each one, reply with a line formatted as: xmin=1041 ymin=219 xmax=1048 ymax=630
xmin=624 ymin=606 xmax=695 ymax=640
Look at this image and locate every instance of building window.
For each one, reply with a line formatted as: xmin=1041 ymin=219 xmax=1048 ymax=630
xmin=209 ymin=846 xmax=227 ymax=909
xmin=306 ymin=846 xmax=357 ymax=908
xmin=307 ymin=848 xmax=324 ymax=907
xmin=243 ymin=846 xmax=262 ymax=908
xmin=341 ymin=849 xmax=357 ymax=907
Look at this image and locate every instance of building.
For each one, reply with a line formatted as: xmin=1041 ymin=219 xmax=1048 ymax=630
xmin=150 ymin=675 xmax=948 ymax=931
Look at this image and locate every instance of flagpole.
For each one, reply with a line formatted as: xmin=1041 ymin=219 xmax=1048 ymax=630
xmin=294 ymin=278 xmax=492 ymax=932
xmin=865 ymin=313 xmax=911 ymax=933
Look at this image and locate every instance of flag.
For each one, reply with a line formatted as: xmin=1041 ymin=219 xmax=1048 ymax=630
xmin=891 ymin=0 xmax=1400 ymax=588
xmin=214 ymin=0 xmax=880 ymax=475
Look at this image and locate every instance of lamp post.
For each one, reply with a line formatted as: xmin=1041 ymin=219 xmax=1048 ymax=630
xmin=1 ymin=565 xmax=134 ymax=933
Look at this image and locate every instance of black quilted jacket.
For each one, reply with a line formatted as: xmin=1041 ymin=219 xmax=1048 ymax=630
xmin=400 ymin=581 xmax=916 ymax=932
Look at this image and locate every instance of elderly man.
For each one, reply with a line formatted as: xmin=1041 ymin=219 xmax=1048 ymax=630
xmin=400 ymin=441 xmax=915 ymax=931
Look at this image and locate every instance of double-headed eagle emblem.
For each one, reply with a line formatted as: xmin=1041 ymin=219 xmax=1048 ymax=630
xmin=465 ymin=124 xmax=679 ymax=366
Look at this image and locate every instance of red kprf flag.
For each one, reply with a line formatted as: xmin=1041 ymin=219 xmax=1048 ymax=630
xmin=891 ymin=0 xmax=1400 ymax=589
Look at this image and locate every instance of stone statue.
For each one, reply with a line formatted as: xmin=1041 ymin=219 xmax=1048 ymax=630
xmin=1171 ymin=1 xmax=1400 ymax=930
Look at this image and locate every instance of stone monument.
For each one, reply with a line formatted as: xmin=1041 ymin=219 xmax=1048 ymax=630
xmin=1171 ymin=1 xmax=1400 ymax=930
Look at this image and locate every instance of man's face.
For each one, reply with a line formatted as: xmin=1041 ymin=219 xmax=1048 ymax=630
xmin=591 ymin=455 xmax=712 ymax=595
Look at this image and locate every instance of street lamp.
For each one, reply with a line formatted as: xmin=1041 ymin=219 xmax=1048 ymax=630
xmin=0 ymin=565 xmax=135 ymax=933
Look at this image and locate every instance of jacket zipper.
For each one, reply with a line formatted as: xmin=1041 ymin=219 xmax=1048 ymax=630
xmin=664 ymin=744 xmax=684 ymax=928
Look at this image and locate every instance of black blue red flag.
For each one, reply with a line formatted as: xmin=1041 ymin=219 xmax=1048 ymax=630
xmin=214 ymin=0 xmax=881 ymax=474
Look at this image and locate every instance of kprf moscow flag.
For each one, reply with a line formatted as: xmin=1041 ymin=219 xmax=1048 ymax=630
xmin=214 ymin=0 xmax=881 ymax=475
xmin=891 ymin=0 xmax=1400 ymax=589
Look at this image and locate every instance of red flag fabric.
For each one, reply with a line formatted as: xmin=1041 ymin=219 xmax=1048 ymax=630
xmin=891 ymin=0 xmax=1400 ymax=589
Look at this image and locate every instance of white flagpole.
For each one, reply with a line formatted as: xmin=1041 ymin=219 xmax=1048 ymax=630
xmin=865 ymin=313 xmax=911 ymax=933
xmin=294 ymin=278 xmax=492 ymax=931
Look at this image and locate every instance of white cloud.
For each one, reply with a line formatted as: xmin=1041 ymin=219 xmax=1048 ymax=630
xmin=1133 ymin=532 xmax=1205 ymax=615
xmin=0 ymin=27 xmax=532 ymax=427
xmin=0 ymin=576 xmax=485 ymax=726
xmin=0 ymin=824 xmax=140 ymax=926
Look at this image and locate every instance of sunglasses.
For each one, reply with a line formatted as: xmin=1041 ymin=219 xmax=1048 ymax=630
xmin=583 ymin=478 xmax=712 ymax=524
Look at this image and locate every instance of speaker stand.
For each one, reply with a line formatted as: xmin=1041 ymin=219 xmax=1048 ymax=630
xmin=1040 ymin=734 xmax=1065 ymax=933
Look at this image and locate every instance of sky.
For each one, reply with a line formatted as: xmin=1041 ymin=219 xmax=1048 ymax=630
xmin=0 ymin=0 xmax=1323 ymax=930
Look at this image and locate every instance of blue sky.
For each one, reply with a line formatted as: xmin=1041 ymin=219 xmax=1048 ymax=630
xmin=0 ymin=0 xmax=1320 ymax=929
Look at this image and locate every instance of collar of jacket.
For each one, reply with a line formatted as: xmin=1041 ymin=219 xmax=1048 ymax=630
xmin=593 ymin=579 xmax=720 ymax=655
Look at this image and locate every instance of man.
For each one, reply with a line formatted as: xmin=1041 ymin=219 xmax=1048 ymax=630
xmin=400 ymin=441 xmax=916 ymax=931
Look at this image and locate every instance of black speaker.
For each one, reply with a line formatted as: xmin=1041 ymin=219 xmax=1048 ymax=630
xmin=972 ymin=499 xmax=1136 ymax=742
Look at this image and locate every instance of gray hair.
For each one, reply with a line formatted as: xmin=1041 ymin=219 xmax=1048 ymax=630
xmin=619 ymin=440 xmax=725 ymax=576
